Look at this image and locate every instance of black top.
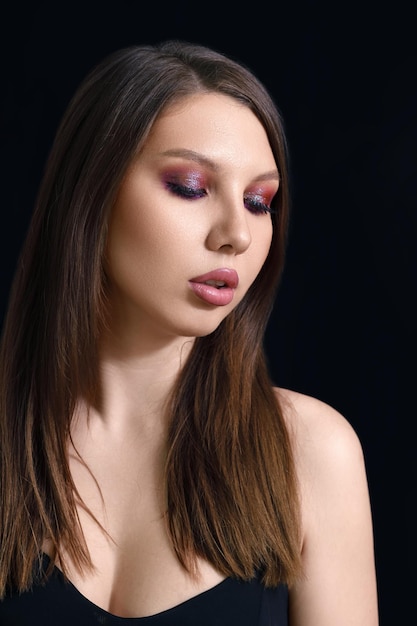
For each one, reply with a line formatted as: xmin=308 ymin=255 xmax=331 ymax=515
xmin=0 ymin=555 xmax=288 ymax=625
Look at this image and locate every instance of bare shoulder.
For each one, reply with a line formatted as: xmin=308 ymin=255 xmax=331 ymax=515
xmin=272 ymin=391 xmax=378 ymax=624
xmin=274 ymin=386 xmax=365 ymax=473
xmin=275 ymin=388 xmax=365 ymax=505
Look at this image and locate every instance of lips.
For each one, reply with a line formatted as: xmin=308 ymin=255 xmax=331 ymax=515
xmin=189 ymin=268 xmax=239 ymax=306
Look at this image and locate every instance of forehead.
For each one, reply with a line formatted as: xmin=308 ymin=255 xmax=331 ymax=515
xmin=142 ymin=92 xmax=276 ymax=173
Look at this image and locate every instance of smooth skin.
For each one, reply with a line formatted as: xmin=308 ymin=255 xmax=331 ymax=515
xmin=56 ymin=93 xmax=378 ymax=624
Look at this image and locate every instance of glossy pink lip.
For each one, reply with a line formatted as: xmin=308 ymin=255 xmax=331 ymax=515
xmin=189 ymin=268 xmax=239 ymax=306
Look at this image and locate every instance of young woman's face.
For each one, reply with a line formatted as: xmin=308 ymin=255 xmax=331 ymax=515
xmin=104 ymin=92 xmax=278 ymax=342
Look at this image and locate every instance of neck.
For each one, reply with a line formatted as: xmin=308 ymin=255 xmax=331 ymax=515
xmin=84 ymin=329 xmax=195 ymax=435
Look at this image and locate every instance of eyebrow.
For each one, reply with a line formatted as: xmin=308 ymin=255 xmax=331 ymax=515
xmin=160 ymin=148 xmax=280 ymax=182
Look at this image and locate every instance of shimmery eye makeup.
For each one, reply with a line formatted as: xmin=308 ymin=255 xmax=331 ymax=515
xmin=244 ymin=187 xmax=277 ymax=216
xmin=166 ymin=181 xmax=207 ymax=199
xmin=161 ymin=166 xmax=278 ymax=213
xmin=163 ymin=170 xmax=208 ymax=200
xmin=244 ymin=196 xmax=274 ymax=215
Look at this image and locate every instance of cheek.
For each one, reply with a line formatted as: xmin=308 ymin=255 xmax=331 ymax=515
xmin=104 ymin=202 xmax=148 ymax=288
xmin=256 ymin=219 xmax=274 ymax=262
xmin=242 ymin=221 xmax=273 ymax=287
xmin=265 ymin=219 xmax=274 ymax=250
xmin=107 ymin=197 xmax=165 ymax=266
xmin=104 ymin=199 xmax=191 ymax=292
xmin=257 ymin=221 xmax=274 ymax=270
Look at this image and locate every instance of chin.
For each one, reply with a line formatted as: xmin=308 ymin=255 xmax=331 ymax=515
xmin=169 ymin=315 xmax=228 ymax=340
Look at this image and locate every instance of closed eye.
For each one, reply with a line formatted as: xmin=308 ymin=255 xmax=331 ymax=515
xmin=244 ymin=197 xmax=274 ymax=216
xmin=167 ymin=181 xmax=274 ymax=215
xmin=166 ymin=182 xmax=207 ymax=199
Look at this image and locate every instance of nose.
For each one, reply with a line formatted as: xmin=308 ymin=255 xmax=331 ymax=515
xmin=205 ymin=203 xmax=252 ymax=254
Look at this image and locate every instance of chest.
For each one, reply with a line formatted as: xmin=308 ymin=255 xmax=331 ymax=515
xmin=65 ymin=431 xmax=226 ymax=617
xmin=1 ymin=558 xmax=289 ymax=625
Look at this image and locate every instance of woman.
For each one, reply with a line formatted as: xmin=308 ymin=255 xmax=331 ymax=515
xmin=0 ymin=40 xmax=378 ymax=624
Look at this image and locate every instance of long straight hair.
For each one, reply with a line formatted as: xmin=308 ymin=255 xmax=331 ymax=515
xmin=0 ymin=40 xmax=302 ymax=595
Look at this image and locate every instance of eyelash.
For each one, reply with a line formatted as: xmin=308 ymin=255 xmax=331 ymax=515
xmin=166 ymin=182 xmax=274 ymax=216
xmin=245 ymin=198 xmax=274 ymax=216
xmin=167 ymin=182 xmax=206 ymax=199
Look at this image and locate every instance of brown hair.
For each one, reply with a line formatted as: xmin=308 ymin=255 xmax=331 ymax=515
xmin=0 ymin=39 xmax=301 ymax=596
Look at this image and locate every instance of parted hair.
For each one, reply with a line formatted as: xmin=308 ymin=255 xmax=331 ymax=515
xmin=0 ymin=39 xmax=302 ymax=597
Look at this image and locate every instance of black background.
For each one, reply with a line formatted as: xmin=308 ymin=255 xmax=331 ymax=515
xmin=1 ymin=2 xmax=416 ymax=624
